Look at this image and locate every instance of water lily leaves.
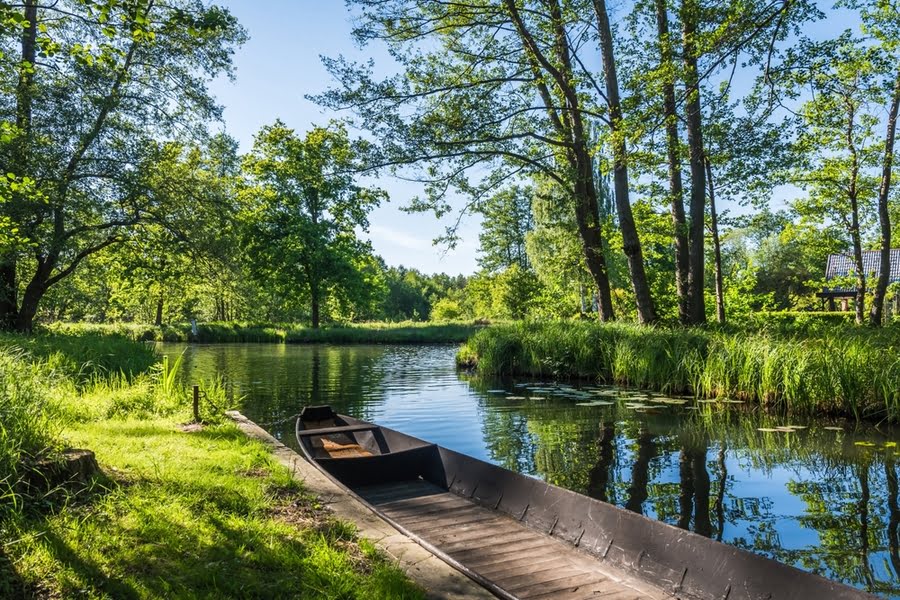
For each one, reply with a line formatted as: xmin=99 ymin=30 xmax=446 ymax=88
xmin=823 ymin=426 xmax=844 ymax=431
xmin=575 ymin=400 xmax=614 ymax=407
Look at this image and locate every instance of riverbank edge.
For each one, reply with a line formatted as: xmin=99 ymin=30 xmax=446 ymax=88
xmin=225 ymin=410 xmax=496 ymax=600
xmin=46 ymin=321 xmax=484 ymax=345
xmin=457 ymin=321 xmax=900 ymax=422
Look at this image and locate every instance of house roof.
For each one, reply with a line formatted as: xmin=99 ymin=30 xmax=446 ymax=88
xmin=821 ymin=250 xmax=900 ymax=295
xmin=825 ymin=250 xmax=900 ymax=281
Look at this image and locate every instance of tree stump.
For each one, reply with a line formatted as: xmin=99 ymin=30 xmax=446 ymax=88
xmin=18 ymin=449 xmax=99 ymax=495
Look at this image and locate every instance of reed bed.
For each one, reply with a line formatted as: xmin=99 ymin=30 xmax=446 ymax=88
xmin=459 ymin=321 xmax=900 ymax=421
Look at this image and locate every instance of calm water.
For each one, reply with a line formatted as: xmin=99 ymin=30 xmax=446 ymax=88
xmin=165 ymin=342 xmax=900 ymax=597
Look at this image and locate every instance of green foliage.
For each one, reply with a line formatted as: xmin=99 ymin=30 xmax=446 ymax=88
xmin=240 ymin=122 xmax=386 ymax=327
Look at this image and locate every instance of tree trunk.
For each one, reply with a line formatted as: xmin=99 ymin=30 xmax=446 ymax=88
xmin=705 ymin=158 xmax=725 ymax=323
xmin=655 ymin=0 xmax=690 ymax=324
xmin=852 ymin=224 xmax=866 ymax=326
xmin=594 ymin=0 xmax=657 ymax=324
xmin=681 ymin=0 xmax=707 ymax=324
xmin=155 ymin=292 xmax=164 ymax=326
xmin=870 ymin=71 xmax=900 ymax=327
xmin=310 ymin=279 xmax=321 ymax=329
xmin=1 ymin=0 xmax=38 ymax=331
xmin=15 ymin=267 xmax=48 ymax=333
xmin=574 ymin=177 xmax=616 ymax=321
xmin=505 ymin=0 xmax=617 ymax=321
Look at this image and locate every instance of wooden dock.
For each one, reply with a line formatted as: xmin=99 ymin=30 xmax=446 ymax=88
xmin=358 ymin=480 xmax=668 ymax=600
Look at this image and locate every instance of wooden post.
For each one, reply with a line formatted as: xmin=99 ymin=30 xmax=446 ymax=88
xmin=192 ymin=385 xmax=200 ymax=423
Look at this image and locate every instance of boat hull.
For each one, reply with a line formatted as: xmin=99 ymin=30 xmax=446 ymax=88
xmin=296 ymin=407 xmax=875 ymax=600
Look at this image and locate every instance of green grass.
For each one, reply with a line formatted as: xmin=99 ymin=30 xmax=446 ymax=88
xmin=46 ymin=320 xmax=483 ymax=345
xmin=0 ymin=333 xmax=424 ymax=599
xmin=3 ymin=418 xmax=423 ymax=599
xmin=459 ymin=321 xmax=900 ymax=421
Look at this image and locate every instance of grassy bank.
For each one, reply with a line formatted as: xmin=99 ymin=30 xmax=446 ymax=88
xmin=458 ymin=321 xmax=900 ymax=421
xmin=0 ymin=334 xmax=423 ymax=599
xmin=47 ymin=320 xmax=482 ymax=344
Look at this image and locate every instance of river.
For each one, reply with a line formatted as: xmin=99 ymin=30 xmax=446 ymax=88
xmin=163 ymin=342 xmax=900 ymax=597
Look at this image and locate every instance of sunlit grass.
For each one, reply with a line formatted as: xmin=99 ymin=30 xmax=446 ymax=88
xmin=0 ymin=332 xmax=424 ymax=599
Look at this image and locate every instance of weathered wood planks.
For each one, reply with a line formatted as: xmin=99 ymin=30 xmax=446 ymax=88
xmin=358 ymin=480 xmax=667 ymax=600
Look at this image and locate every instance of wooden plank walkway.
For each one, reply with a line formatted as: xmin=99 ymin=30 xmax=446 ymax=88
xmin=357 ymin=480 xmax=670 ymax=600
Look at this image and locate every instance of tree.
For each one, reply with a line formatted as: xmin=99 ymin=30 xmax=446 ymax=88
xmin=0 ymin=0 xmax=245 ymax=331
xmin=477 ymin=185 xmax=533 ymax=273
xmin=783 ymin=35 xmax=884 ymax=324
xmin=317 ymin=0 xmax=644 ymax=322
xmin=241 ymin=122 xmax=386 ymax=328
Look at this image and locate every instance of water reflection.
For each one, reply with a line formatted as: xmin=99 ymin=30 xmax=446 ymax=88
xmin=164 ymin=343 xmax=900 ymax=597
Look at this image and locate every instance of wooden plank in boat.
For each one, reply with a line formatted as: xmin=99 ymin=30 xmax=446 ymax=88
xmin=474 ymin=553 xmax=565 ymax=579
xmin=399 ymin=507 xmax=503 ymax=530
xmin=448 ymin=536 xmax=552 ymax=565
xmin=297 ymin=424 xmax=378 ymax=437
xmin=510 ymin=572 xmax=608 ymax=599
xmin=430 ymin=524 xmax=534 ymax=552
xmin=374 ymin=490 xmax=472 ymax=510
xmin=357 ymin=480 xmax=444 ymax=504
xmin=384 ymin=498 xmax=482 ymax=519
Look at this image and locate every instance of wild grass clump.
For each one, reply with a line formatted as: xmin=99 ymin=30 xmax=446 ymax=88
xmin=460 ymin=321 xmax=900 ymax=421
xmin=0 ymin=330 xmax=157 ymax=382
xmin=0 ymin=351 xmax=64 ymax=519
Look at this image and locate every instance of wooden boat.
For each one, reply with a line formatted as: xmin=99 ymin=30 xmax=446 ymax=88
xmin=296 ymin=405 xmax=875 ymax=600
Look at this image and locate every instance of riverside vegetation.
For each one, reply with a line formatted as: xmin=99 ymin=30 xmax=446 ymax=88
xmin=458 ymin=318 xmax=900 ymax=422
xmin=0 ymin=332 xmax=423 ymax=599
xmin=45 ymin=320 xmax=482 ymax=345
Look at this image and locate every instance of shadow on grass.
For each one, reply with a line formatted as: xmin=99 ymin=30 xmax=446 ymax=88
xmin=41 ymin=529 xmax=141 ymax=600
xmin=0 ymin=546 xmax=28 ymax=599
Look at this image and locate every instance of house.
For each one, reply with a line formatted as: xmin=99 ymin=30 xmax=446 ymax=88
xmin=818 ymin=250 xmax=900 ymax=311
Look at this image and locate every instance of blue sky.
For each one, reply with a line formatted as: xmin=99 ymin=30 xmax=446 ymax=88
xmin=209 ymin=1 xmax=856 ymax=276
xmin=209 ymin=1 xmax=482 ymax=276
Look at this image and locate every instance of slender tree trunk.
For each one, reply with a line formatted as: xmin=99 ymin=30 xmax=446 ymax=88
xmin=655 ymin=0 xmax=690 ymax=324
xmin=594 ymin=0 xmax=657 ymax=324
xmin=870 ymin=71 xmax=900 ymax=327
xmin=0 ymin=0 xmax=38 ymax=330
xmin=15 ymin=260 xmax=50 ymax=333
xmin=310 ymin=279 xmax=321 ymax=329
xmin=505 ymin=0 xmax=617 ymax=321
xmin=575 ymin=177 xmax=616 ymax=321
xmin=705 ymin=158 xmax=725 ymax=323
xmin=154 ymin=292 xmax=164 ymax=326
xmin=681 ymin=0 xmax=707 ymax=324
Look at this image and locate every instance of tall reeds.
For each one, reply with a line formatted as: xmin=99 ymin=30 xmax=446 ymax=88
xmin=459 ymin=321 xmax=900 ymax=421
